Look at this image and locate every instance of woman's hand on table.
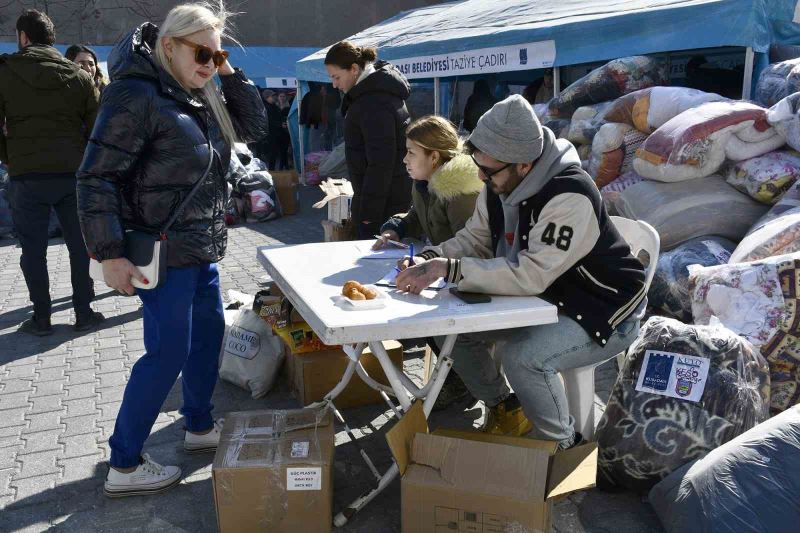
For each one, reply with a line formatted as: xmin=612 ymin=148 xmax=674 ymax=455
xmin=372 ymin=230 xmax=400 ymax=250
xmin=396 ymin=257 xmax=447 ymax=294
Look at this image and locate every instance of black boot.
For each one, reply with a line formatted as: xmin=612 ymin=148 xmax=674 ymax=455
xmin=19 ymin=315 xmax=53 ymax=337
xmin=74 ymin=311 xmax=105 ymax=332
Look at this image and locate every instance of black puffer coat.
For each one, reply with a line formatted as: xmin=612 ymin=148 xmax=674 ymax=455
xmin=77 ymin=23 xmax=267 ymax=268
xmin=342 ymin=60 xmax=412 ymax=226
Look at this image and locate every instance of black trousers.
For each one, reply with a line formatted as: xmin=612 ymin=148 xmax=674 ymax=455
xmin=8 ymin=176 xmax=93 ymax=319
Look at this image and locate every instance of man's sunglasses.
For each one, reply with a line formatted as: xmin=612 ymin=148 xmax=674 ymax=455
xmin=470 ymin=153 xmax=512 ymax=181
xmin=173 ymin=36 xmax=229 ymax=68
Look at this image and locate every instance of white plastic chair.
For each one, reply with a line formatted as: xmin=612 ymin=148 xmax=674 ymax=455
xmin=560 ymin=216 xmax=660 ymax=440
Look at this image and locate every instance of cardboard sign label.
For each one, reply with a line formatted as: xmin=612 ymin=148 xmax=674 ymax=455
xmin=287 ymin=467 xmax=321 ymax=491
xmin=291 ymin=441 xmax=310 ymax=459
xmin=224 ymin=325 xmax=260 ymax=360
xmin=635 ymin=350 xmax=710 ymax=402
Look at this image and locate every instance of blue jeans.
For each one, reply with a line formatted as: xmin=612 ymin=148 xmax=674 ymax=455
xmin=109 ymin=264 xmax=225 ymax=468
xmin=449 ymin=314 xmax=640 ymax=446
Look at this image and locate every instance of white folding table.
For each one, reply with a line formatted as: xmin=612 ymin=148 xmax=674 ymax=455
xmin=257 ymin=240 xmax=557 ymax=526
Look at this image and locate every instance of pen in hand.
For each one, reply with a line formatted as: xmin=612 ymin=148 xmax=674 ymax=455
xmin=409 ymin=244 xmax=415 ymax=266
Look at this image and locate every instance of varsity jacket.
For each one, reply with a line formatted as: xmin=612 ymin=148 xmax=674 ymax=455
xmin=418 ymin=128 xmax=646 ymax=346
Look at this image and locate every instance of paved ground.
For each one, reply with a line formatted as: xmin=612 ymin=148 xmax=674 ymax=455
xmin=0 ymin=186 xmax=662 ymax=532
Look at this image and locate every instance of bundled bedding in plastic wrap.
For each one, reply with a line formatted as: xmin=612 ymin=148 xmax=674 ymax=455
xmin=588 ymin=123 xmax=648 ymax=187
xmin=547 ymin=56 xmax=667 ymax=118
xmin=634 ymin=101 xmax=785 ymax=182
xmin=689 ymin=252 xmax=800 ymax=414
xmin=648 ymin=237 xmax=736 ymax=321
xmin=730 ymin=207 xmax=800 ymax=263
xmin=724 ymin=150 xmax=800 ymax=204
xmin=755 ymin=58 xmax=800 ymax=108
xmin=600 ymin=170 xmax=645 ymax=214
xmin=768 ymin=92 xmax=800 ymax=151
xmin=605 ymin=86 xmax=726 ymax=134
xmin=615 ymin=176 xmax=768 ymax=250
xmin=596 ymin=316 xmax=770 ymax=493
xmin=648 ymin=405 xmax=800 ymax=533
xmin=567 ymin=101 xmax=613 ymax=145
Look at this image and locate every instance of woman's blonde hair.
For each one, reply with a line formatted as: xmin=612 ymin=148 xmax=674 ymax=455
xmin=153 ymin=1 xmax=238 ymax=146
xmin=406 ymin=115 xmax=462 ymax=166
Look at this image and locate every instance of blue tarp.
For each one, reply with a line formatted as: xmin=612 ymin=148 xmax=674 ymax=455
xmin=0 ymin=42 xmax=315 ymax=83
xmin=297 ymin=0 xmax=800 ymax=82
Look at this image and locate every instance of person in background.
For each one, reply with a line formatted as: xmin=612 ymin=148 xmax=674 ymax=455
xmin=324 ymin=40 xmax=412 ymax=239
xmin=462 ymin=79 xmax=496 ymax=133
xmin=77 ymin=1 xmax=267 ymax=497
xmin=0 ymin=9 xmax=101 ymax=336
xmin=276 ymin=91 xmax=291 ymax=169
xmin=374 ymin=115 xmax=482 ymax=409
xmin=396 ymin=95 xmax=646 ymax=446
xmin=260 ymin=88 xmax=283 ymax=169
xmin=523 ymin=69 xmax=554 ymax=106
xmin=65 ymin=44 xmax=108 ymax=93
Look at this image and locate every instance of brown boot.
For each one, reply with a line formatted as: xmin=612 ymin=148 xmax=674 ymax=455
xmin=480 ymin=394 xmax=533 ymax=437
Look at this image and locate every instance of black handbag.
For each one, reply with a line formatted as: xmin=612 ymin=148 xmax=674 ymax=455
xmin=89 ymin=141 xmax=215 ymax=290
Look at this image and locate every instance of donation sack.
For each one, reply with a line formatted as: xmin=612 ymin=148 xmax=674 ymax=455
xmin=689 ymin=252 xmax=800 ymax=414
xmin=219 ymin=309 xmax=284 ymax=399
xmin=605 ymin=86 xmax=726 ymax=134
xmin=635 ymin=101 xmax=785 ymax=182
xmin=767 ymin=91 xmax=800 ymax=151
xmin=615 ymin=176 xmax=768 ymax=250
xmin=649 ymin=405 xmax=800 ymax=533
xmin=729 ymin=207 xmax=800 ymax=263
xmin=588 ymin=123 xmax=648 ymax=187
xmin=548 ymin=56 xmax=667 ymax=118
xmin=724 ymin=150 xmax=800 ymax=204
xmin=567 ymin=101 xmax=613 ymax=145
xmin=648 ymin=237 xmax=736 ymax=321
xmin=596 ymin=316 xmax=771 ymax=493
xmin=755 ymin=57 xmax=800 ymax=108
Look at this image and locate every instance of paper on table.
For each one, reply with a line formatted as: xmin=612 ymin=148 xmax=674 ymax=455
xmin=356 ymin=242 xmax=409 ymax=260
xmin=375 ymin=268 xmax=447 ymax=290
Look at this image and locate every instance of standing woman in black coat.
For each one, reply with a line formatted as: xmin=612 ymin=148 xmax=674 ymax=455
xmin=324 ymin=41 xmax=412 ymax=238
xmin=76 ymin=2 xmax=267 ymax=497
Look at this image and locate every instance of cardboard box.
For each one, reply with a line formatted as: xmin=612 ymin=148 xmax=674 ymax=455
xmin=313 ymin=178 xmax=353 ymax=223
xmin=386 ymin=402 xmax=598 ymax=533
xmin=321 ymin=219 xmax=353 ymax=242
xmin=274 ymin=321 xmax=339 ymax=354
xmin=286 ymin=341 xmax=404 ymax=408
xmin=271 ymin=170 xmax=299 ymax=216
xmin=213 ymin=407 xmax=334 ymax=533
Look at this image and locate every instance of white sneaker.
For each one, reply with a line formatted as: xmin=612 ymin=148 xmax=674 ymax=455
xmin=104 ymin=454 xmax=182 ymax=498
xmin=184 ymin=418 xmax=225 ymax=453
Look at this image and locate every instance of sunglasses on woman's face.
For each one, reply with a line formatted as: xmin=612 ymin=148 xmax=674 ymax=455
xmin=173 ymin=36 xmax=229 ymax=68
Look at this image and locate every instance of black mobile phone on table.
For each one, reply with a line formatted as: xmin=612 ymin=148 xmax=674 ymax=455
xmin=449 ymin=287 xmax=492 ymax=304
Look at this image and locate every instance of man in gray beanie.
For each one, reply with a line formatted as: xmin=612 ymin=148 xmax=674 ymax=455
xmin=396 ymin=94 xmax=646 ymax=448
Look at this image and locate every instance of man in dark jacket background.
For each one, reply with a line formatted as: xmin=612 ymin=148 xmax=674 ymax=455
xmin=0 ymin=10 xmax=101 ymax=336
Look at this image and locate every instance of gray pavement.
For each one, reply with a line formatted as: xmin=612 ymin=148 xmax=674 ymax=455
xmin=0 ymin=185 xmax=662 ymax=532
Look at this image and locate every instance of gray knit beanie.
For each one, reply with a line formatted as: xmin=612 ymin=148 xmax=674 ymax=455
xmin=467 ymin=94 xmax=544 ymax=163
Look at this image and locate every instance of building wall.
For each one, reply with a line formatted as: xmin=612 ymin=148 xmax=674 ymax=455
xmin=0 ymin=0 xmax=443 ymax=47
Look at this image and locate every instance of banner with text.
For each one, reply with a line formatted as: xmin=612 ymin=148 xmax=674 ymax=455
xmin=393 ymin=41 xmax=556 ymax=80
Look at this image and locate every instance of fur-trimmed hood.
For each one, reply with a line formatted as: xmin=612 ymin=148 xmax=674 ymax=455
xmin=429 ymin=153 xmax=483 ymax=200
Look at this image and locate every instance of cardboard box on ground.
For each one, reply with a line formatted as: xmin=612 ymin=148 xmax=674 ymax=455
xmin=255 ymin=281 xmax=405 ymax=409
xmin=315 ymin=178 xmax=355 ymax=241
xmin=213 ymin=407 xmax=334 ymax=533
xmin=271 ymin=170 xmax=299 ymax=215
xmin=387 ymin=402 xmax=598 ymax=533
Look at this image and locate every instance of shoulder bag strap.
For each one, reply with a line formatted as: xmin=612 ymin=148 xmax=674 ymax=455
xmin=159 ymin=140 xmax=215 ymax=236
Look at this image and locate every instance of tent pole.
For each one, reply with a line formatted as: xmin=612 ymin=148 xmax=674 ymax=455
xmin=742 ymin=47 xmax=754 ymax=100
xmin=434 ymin=77 xmax=441 ymax=116
xmin=553 ymin=66 xmax=561 ymax=94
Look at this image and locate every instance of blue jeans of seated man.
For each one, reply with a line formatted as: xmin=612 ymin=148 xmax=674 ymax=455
xmin=109 ymin=264 xmax=225 ymax=468
xmin=448 ymin=315 xmax=640 ymax=447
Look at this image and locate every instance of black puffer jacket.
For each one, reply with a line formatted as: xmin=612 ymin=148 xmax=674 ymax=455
xmin=342 ymin=60 xmax=412 ymax=226
xmin=77 ymin=23 xmax=267 ymax=268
